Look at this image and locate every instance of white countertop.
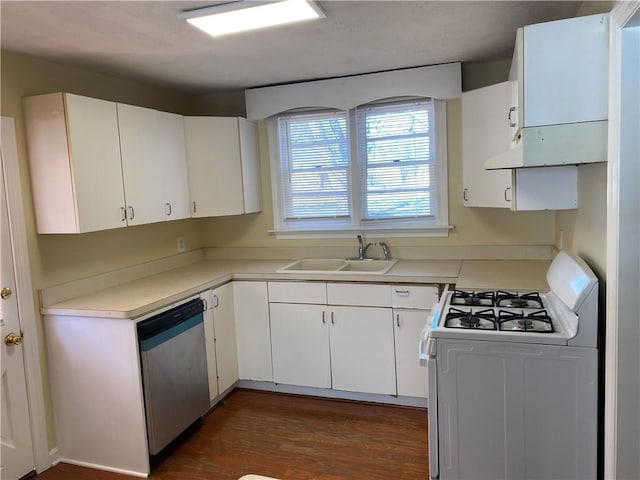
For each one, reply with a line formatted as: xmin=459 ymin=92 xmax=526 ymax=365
xmin=41 ymin=259 xmax=462 ymax=319
xmin=455 ymin=260 xmax=551 ymax=292
xmin=41 ymin=258 xmax=551 ymax=319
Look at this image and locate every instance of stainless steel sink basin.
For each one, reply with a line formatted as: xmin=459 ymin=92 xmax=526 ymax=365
xmin=277 ymin=258 xmax=397 ymax=274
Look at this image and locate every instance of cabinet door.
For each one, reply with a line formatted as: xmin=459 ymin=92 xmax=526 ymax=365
xmin=118 ymin=104 xmax=189 ymax=225
xmin=233 ymin=281 xmax=272 ymax=381
xmin=23 ymin=93 xmax=126 ymax=233
xmin=522 ymin=14 xmax=609 ymax=127
xmin=211 ymin=283 xmax=239 ymax=394
xmin=201 ymin=291 xmax=219 ymax=402
xmin=184 ymin=117 xmax=245 ymax=217
xmin=329 ymin=306 xmax=396 ymax=395
xmin=461 ymin=82 xmax=513 ymax=208
xmin=270 ymin=303 xmax=331 ymax=388
xmin=393 ymin=309 xmax=428 ymax=398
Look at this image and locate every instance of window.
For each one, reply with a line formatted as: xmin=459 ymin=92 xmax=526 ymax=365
xmin=270 ymin=97 xmax=449 ymax=238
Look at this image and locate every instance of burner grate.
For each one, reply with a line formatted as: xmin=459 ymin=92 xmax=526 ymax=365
xmin=450 ymin=290 xmax=495 ymax=307
xmin=495 ymin=291 xmax=544 ymax=309
xmin=497 ymin=309 xmax=554 ymax=333
xmin=445 ymin=308 xmax=497 ymax=330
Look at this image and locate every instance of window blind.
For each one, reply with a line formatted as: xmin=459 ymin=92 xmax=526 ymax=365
xmin=278 ymin=110 xmax=350 ymax=220
xmin=356 ymin=98 xmax=435 ymax=221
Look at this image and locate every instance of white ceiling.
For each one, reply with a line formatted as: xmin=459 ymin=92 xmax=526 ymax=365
xmin=0 ymin=1 xmax=582 ymax=94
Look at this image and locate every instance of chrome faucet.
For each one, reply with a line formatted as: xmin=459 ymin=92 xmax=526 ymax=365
xmin=378 ymin=241 xmax=391 ymax=260
xmin=357 ymin=234 xmax=373 ymax=260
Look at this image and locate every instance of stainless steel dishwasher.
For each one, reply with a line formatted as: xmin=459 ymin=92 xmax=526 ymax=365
xmin=137 ymin=298 xmax=209 ymax=455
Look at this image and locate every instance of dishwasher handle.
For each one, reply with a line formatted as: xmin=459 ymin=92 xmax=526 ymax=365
xmin=137 ymin=298 xmax=205 ymax=340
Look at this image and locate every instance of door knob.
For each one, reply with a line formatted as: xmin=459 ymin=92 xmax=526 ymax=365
xmin=1 ymin=287 xmax=11 ymax=299
xmin=4 ymin=333 xmax=22 ymax=346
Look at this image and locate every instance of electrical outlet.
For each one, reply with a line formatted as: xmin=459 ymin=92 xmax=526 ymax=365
xmin=176 ymin=236 xmax=186 ymax=253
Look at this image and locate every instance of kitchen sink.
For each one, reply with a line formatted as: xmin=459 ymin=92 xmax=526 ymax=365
xmin=277 ymin=258 xmax=397 ymax=274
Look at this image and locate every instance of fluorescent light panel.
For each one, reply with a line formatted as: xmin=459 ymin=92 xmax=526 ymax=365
xmin=180 ymin=0 xmax=325 ymax=38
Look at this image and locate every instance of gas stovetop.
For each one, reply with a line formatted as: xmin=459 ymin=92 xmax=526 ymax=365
xmin=427 ymin=289 xmax=577 ymax=345
xmin=445 ymin=290 xmax=553 ymax=333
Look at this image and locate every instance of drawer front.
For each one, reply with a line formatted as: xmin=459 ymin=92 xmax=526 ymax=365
xmin=326 ymin=283 xmax=391 ymax=307
xmin=268 ymin=281 xmax=326 ymax=304
xmin=391 ymin=285 xmax=438 ymax=309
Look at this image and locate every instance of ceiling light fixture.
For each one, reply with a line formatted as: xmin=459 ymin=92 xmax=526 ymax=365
xmin=179 ymin=0 xmax=325 ymax=38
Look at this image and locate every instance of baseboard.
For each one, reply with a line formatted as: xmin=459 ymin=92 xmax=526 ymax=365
xmin=236 ymin=380 xmax=428 ymax=408
xmin=48 ymin=448 xmax=60 ymax=467
xmin=56 ymin=458 xmax=148 ymax=478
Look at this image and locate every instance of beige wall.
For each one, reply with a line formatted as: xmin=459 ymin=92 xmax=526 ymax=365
xmin=198 ymin=98 xmax=558 ymax=250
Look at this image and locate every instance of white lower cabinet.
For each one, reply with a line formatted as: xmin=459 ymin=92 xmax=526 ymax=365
xmin=270 ymin=303 xmax=331 ymax=388
xmin=233 ymin=281 xmax=272 ymax=382
xmin=393 ymin=309 xmax=429 ymax=398
xmin=329 ymin=306 xmax=396 ymax=395
xmin=202 ymin=283 xmax=239 ymax=402
xmin=269 ymin=302 xmax=396 ymax=395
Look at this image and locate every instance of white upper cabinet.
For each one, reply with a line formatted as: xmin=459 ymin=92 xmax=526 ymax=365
xmin=23 ymin=93 xmax=190 ymax=232
xmin=519 ymin=15 xmax=608 ymax=127
xmin=184 ymin=116 xmax=263 ymax=218
xmin=463 ymin=81 xmax=578 ymax=210
xmin=23 ymin=93 xmax=127 ymax=233
xmin=117 ymin=104 xmax=190 ymax=225
xmin=462 ymin=82 xmax=514 ymax=208
xmin=486 ymin=13 xmax=609 ymax=169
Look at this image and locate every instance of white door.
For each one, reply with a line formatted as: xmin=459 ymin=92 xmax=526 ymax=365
xmin=270 ymin=303 xmax=331 ymax=388
xmin=0 ymin=157 xmax=35 ymax=479
xmin=329 ymin=306 xmax=396 ymax=395
xmin=184 ymin=117 xmax=245 ymax=217
xmin=461 ymin=81 xmax=513 ymax=208
xmin=393 ymin=309 xmax=429 ymax=398
xmin=117 ymin=104 xmax=190 ymax=225
xmin=211 ymin=283 xmax=239 ymax=394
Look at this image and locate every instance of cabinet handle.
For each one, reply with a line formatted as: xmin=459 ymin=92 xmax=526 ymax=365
xmin=395 ymin=289 xmax=410 ymax=297
xmin=508 ymin=106 xmax=517 ymax=128
xmin=192 ymin=201 xmax=197 ymax=214
xmin=165 ymin=203 xmax=172 ymax=216
xmin=504 ymin=187 xmax=512 ymax=202
xmin=212 ymin=294 xmax=219 ymax=308
xmin=322 ymin=311 xmax=326 ymax=324
xmin=396 ymin=313 xmax=401 ymax=328
xmin=202 ymin=298 xmax=208 ymax=310
xmin=463 ymin=188 xmax=468 ymax=202
xmin=121 ymin=207 xmax=126 ymax=222
xmin=330 ymin=312 xmax=335 ymax=325
xmin=128 ymin=206 xmax=135 ymax=220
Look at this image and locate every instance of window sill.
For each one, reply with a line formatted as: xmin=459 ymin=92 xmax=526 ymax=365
xmin=269 ymin=225 xmax=453 ymax=240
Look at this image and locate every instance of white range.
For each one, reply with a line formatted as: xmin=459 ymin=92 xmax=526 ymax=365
xmin=421 ymin=251 xmax=599 ymax=480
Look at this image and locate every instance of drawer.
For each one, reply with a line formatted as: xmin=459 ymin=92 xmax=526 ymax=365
xmin=326 ymin=283 xmax=391 ymax=307
xmin=268 ymin=281 xmax=326 ymax=304
xmin=391 ymin=285 xmax=438 ymax=309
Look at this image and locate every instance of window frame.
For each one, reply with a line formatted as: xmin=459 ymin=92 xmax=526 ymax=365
xmin=268 ymin=98 xmax=451 ymax=239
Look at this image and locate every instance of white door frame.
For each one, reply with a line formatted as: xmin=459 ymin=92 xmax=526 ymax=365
xmin=604 ymin=3 xmax=640 ymax=479
xmin=1 ymin=117 xmax=50 ymax=472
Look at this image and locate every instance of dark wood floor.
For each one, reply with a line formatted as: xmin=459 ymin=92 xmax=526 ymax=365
xmin=36 ymin=389 xmax=429 ymax=480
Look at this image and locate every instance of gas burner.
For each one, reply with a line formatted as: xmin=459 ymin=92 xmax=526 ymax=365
xmin=445 ymin=308 xmax=497 ymax=330
xmin=450 ymin=290 xmax=495 ymax=307
xmin=496 ymin=291 xmax=544 ymax=309
xmin=498 ymin=310 xmax=554 ymax=333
